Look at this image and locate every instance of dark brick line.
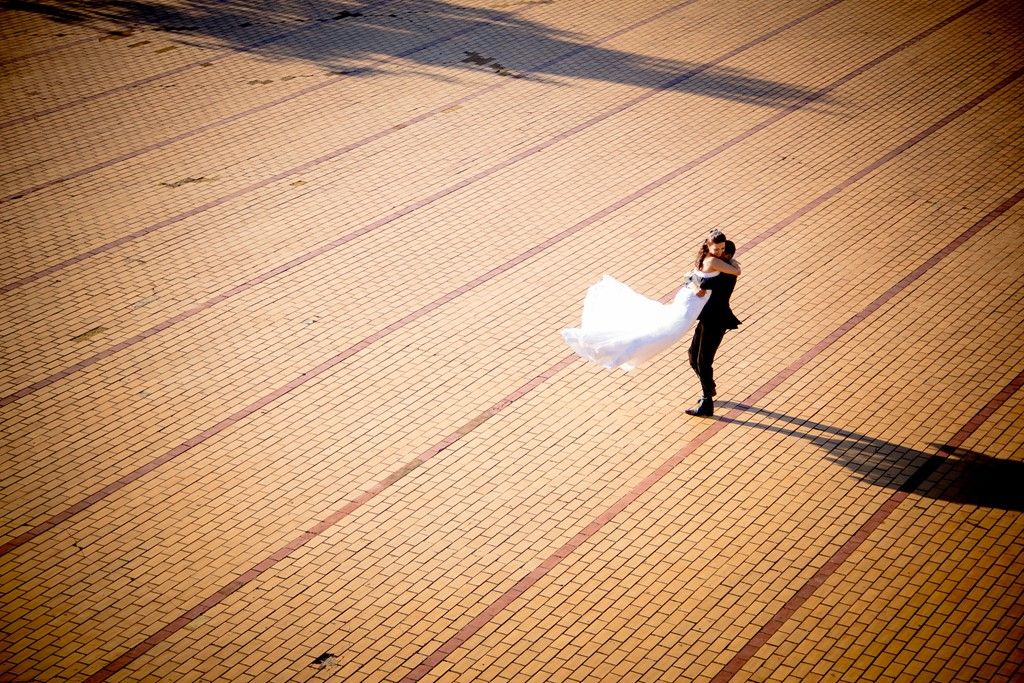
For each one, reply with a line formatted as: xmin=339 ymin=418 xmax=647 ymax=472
xmin=0 ymin=34 xmax=94 ymax=68
xmin=0 ymin=0 xmax=990 ymax=563
xmin=75 ymin=29 xmax=1024 ymax=683
xmin=0 ymin=5 xmax=481 ymax=203
xmin=399 ymin=184 xmax=1024 ymax=682
xmin=79 ymin=355 xmax=578 ymax=683
xmin=649 ymin=66 xmax=1023 ymax=307
xmin=0 ymin=18 xmax=327 ymax=131
xmin=711 ymin=364 xmax=1024 ymax=682
xmin=0 ymin=0 xmax=827 ymax=402
xmin=742 ymin=65 xmax=1024 ymax=254
xmin=1 ymin=0 xmax=1000 ymax=567
xmin=1 ymin=0 xmax=432 ymax=129
xmin=0 ymin=0 xmax=838 ymax=292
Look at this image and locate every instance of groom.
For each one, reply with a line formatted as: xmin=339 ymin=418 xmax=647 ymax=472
xmin=686 ymin=240 xmax=741 ymax=417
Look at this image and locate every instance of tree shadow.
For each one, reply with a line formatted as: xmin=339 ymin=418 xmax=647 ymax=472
xmin=716 ymin=401 xmax=1024 ymax=512
xmin=6 ymin=0 xmax=834 ymax=109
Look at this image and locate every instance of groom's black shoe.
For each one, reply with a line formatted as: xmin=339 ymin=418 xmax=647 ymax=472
xmin=685 ymin=397 xmax=714 ymax=417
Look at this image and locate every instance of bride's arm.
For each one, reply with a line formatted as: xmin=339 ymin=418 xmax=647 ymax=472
xmin=705 ymin=256 xmax=741 ymax=276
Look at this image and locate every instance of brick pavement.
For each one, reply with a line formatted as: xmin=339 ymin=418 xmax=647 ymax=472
xmin=1 ymin=0 xmax=1022 ymax=681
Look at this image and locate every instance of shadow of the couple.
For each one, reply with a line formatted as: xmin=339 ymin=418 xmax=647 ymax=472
xmin=713 ymin=401 xmax=1023 ymax=512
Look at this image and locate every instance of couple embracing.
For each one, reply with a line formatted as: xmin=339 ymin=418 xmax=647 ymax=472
xmin=684 ymin=229 xmax=741 ymax=416
xmin=561 ymin=229 xmax=741 ymax=417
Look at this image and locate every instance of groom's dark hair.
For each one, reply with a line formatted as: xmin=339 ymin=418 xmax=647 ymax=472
xmin=724 ymin=240 xmax=737 ymax=257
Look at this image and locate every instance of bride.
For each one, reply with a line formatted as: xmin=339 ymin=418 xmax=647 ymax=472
xmin=561 ymin=230 xmax=740 ymax=371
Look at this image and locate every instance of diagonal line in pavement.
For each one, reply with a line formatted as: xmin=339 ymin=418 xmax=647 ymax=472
xmin=710 ymin=364 xmax=1024 ymax=682
xmin=76 ymin=53 xmax=1024 ymax=683
xmin=0 ymin=33 xmax=95 ymax=68
xmin=2 ymin=0 xmax=962 ymax=407
xmin=0 ymin=1 xmax=488 ymax=202
xmin=79 ymin=353 xmax=578 ymax=683
xmin=1 ymin=0 xmax=467 ymax=130
xmin=0 ymin=0 xmax=715 ymax=402
xmin=652 ymin=65 xmax=1024 ymax=304
xmin=0 ymin=0 xmax=843 ymax=290
xmin=0 ymin=13 xmax=331 ymax=131
xmin=0 ymin=0 xmax=998 ymax=561
xmin=398 ymin=184 xmax=1024 ymax=683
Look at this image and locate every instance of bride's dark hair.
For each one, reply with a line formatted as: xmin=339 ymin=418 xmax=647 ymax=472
xmin=695 ymin=229 xmax=727 ymax=268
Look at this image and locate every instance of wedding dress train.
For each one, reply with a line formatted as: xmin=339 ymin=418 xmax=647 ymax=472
xmin=561 ymin=274 xmax=710 ymax=371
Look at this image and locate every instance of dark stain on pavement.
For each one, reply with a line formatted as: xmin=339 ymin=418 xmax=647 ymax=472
xmin=461 ymin=51 xmax=522 ymax=77
xmin=71 ymin=326 xmax=107 ymax=342
xmin=98 ymin=29 xmax=132 ymax=40
xmin=318 ymin=10 xmax=362 ymax=21
xmin=311 ymin=652 xmax=339 ymax=668
xmin=160 ymin=176 xmax=218 ymax=188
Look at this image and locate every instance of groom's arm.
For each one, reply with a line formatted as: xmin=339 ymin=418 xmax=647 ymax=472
xmin=699 ymin=276 xmax=725 ymax=291
xmin=695 ymin=277 xmax=719 ymax=297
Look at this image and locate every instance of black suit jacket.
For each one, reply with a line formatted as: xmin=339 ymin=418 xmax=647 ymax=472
xmin=698 ymin=273 xmax=741 ymax=329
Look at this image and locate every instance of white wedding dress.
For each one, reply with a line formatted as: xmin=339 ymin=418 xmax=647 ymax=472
xmin=561 ymin=272 xmax=712 ymax=371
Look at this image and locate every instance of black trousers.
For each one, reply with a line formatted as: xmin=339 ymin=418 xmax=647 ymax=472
xmin=688 ymin=322 xmax=727 ymax=399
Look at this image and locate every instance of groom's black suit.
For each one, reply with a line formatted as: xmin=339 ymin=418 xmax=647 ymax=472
xmin=689 ymin=273 xmax=741 ymax=399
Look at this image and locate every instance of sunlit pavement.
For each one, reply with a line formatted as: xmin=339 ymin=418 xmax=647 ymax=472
xmin=1 ymin=0 xmax=1022 ymax=680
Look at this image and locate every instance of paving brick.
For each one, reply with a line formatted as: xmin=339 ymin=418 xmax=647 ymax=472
xmin=1 ymin=0 xmax=1022 ymax=682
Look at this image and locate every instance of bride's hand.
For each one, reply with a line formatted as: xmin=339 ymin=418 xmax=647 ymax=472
xmin=696 ymin=289 xmax=707 ymax=297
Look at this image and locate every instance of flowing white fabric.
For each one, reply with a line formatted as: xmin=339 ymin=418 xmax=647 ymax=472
xmin=561 ymin=274 xmax=709 ymax=371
